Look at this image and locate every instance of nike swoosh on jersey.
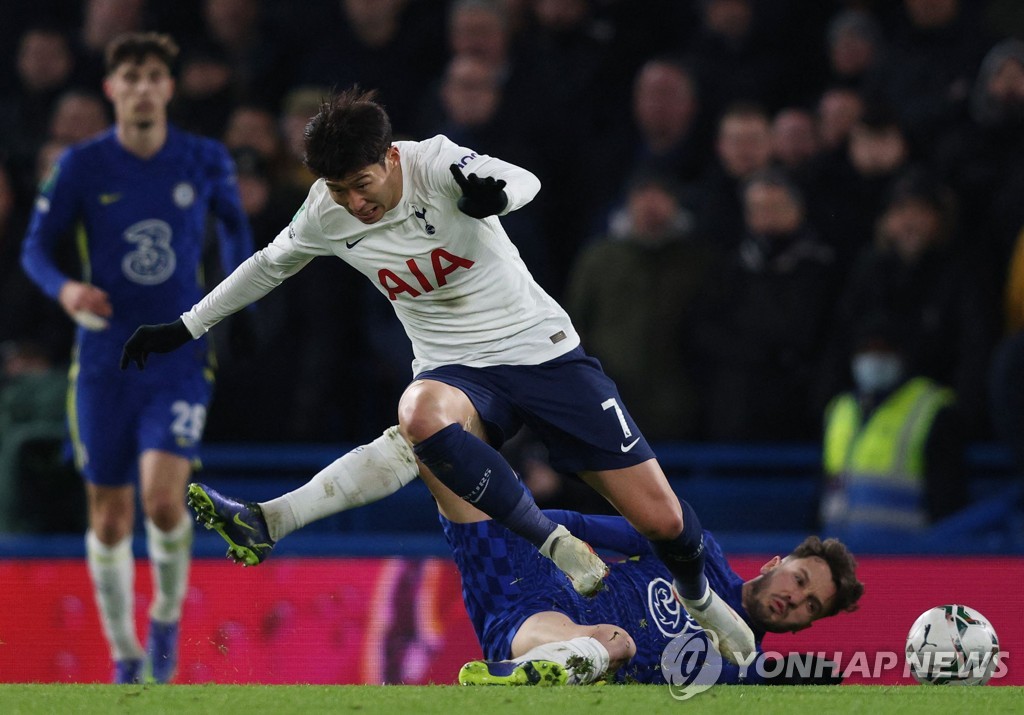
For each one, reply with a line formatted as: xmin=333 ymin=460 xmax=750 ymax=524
xmin=345 ymin=236 xmax=368 ymax=249
xmin=99 ymin=193 xmax=122 ymax=205
xmin=620 ymin=437 xmax=641 ymax=453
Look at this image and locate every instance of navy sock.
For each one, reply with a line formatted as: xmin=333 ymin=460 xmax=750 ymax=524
xmin=413 ymin=424 xmax=557 ymax=547
xmin=651 ymin=499 xmax=708 ymax=600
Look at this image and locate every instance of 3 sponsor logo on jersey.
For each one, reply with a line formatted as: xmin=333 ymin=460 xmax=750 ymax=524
xmin=122 ymin=218 xmax=176 ymax=285
xmin=99 ymin=192 xmax=123 ymax=205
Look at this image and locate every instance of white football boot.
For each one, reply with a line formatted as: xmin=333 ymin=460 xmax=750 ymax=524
xmin=540 ymin=525 xmax=609 ymax=597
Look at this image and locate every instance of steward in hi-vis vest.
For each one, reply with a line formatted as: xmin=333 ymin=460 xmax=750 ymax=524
xmin=821 ymin=376 xmax=964 ymax=542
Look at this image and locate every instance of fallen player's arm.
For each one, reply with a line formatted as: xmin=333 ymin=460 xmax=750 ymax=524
xmin=543 ymin=510 xmax=651 ymax=557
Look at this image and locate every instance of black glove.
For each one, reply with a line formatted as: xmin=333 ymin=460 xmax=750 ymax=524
xmin=120 ymin=318 xmax=192 ymax=370
xmin=450 ymin=164 xmax=508 ymax=219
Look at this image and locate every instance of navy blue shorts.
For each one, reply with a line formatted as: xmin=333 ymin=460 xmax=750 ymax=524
xmin=415 ymin=346 xmax=656 ymax=473
xmin=69 ymin=360 xmax=212 ymax=486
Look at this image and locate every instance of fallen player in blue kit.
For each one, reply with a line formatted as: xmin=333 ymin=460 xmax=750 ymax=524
xmin=185 ymin=427 xmax=864 ymax=685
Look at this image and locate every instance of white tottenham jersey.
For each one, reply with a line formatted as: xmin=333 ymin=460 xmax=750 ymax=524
xmin=182 ymin=134 xmax=580 ymax=374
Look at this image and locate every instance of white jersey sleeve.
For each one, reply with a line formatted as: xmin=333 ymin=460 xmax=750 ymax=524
xmin=180 ymin=190 xmax=327 ymax=337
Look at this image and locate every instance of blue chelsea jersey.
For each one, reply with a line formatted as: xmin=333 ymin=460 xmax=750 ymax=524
xmin=21 ymin=126 xmax=253 ymax=369
xmin=442 ymin=511 xmax=766 ymax=685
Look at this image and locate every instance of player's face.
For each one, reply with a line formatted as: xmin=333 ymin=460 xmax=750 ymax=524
xmin=324 ymin=146 xmax=403 ymax=224
xmin=743 ymin=555 xmax=837 ymax=633
xmin=104 ymin=56 xmax=174 ymax=129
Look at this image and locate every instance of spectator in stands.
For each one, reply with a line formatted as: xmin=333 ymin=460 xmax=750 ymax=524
xmin=76 ymin=0 xmax=145 ymax=86
xmin=815 ymin=85 xmax=865 ymax=153
xmin=935 ymin=38 xmax=1024 ymax=289
xmin=0 ymin=159 xmax=72 ymax=363
xmin=228 ymin=147 xmax=294 ymax=245
xmin=874 ymin=0 xmax=992 ymax=150
xmin=565 ymin=170 xmax=713 ymax=441
xmin=592 ymin=57 xmax=710 ymax=214
xmin=447 ymin=0 xmax=519 ymax=70
xmin=0 ymin=26 xmax=78 ymax=194
xmin=222 ymin=103 xmax=285 ymax=177
xmin=819 ymin=319 xmax=964 ymax=544
xmin=0 ymin=337 xmax=81 ymax=535
xmin=770 ymin=106 xmax=821 ymax=179
xmin=683 ymin=0 xmax=788 ymax=121
xmin=577 ymin=57 xmax=711 ymax=291
xmin=48 ymin=89 xmax=110 ymax=145
xmin=296 ymin=0 xmax=447 ymax=137
xmin=168 ymin=42 xmax=237 ymax=138
xmin=517 ymin=0 xmax=612 ymax=139
xmin=806 ymin=103 xmax=913 ymax=271
xmin=194 ymin=0 xmax=296 ymax=108
xmin=682 ymin=101 xmax=774 ymax=250
xmin=815 ymin=168 xmax=997 ymax=437
xmin=824 ymin=8 xmax=886 ymax=91
xmin=278 ymin=86 xmax=325 ymax=193
xmin=692 ymin=167 xmax=837 ymax=441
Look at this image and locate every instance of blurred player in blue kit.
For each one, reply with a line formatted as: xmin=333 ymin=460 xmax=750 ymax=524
xmin=123 ymin=87 xmax=756 ymax=665
xmin=20 ymin=32 xmax=253 ymax=683
xmin=186 ymin=432 xmax=864 ymax=685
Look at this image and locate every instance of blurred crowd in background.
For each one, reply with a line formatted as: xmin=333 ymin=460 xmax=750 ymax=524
xmin=2 ymin=0 xmax=1024 ymax=464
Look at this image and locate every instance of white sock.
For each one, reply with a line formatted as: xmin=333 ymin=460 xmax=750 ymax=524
xmin=145 ymin=515 xmax=193 ymax=624
xmin=514 ymin=637 xmax=611 ymax=684
xmin=86 ymin=530 xmax=144 ymax=661
xmin=260 ymin=426 xmax=419 ymax=541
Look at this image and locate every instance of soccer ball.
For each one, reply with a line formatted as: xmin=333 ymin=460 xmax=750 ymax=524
xmin=905 ymin=604 xmax=1000 ymax=685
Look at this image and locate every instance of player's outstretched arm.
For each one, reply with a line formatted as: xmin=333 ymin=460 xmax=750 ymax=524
xmin=449 ymin=164 xmax=508 ymax=219
xmin=120 ymin=318 xmax=193 ymax=370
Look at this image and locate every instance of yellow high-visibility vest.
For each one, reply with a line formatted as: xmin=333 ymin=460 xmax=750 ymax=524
xmin=822 ymin=377 xmax=955 ymax=532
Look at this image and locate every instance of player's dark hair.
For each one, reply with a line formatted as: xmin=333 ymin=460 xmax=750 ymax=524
xmin=790 ymin=535 xmax=864 ymax=616
xmin=105 ymin=32 xmax=179 ymax=75
xmin=303 ymin=86 xmax=393 ymax=179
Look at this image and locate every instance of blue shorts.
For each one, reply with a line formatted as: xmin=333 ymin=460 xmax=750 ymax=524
xmin=415 ymin=346 xmax=656 ymax=473
xmin=69 ymin=360 xmax=213 ymax=486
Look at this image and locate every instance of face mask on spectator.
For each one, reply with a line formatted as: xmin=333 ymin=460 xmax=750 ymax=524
xmin=851 ymin=352 xmax=903 ymax=394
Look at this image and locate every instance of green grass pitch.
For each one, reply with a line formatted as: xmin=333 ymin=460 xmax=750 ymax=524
xmin=1 ymin=685 xmax=1023 ymax=715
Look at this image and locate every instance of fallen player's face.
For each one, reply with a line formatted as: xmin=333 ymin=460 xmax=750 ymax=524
xmin=744 ymin=555 xmax=837 ymax=633
xmin=325 ymin=147 xmax=402 ymax=224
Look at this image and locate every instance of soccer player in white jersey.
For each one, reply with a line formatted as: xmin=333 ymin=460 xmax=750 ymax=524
xmin=121 ymin=87 xmax=756 ymax=664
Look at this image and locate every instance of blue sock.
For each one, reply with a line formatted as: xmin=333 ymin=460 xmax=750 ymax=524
xmin=651 ymin=499 xmax=708 ymax=600
xmin=413 ymin=424 xmax=558 ymax=547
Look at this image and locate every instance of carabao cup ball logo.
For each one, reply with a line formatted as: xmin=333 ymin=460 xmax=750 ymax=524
xmin=661 ymin=626 xmax=723 ymax=700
